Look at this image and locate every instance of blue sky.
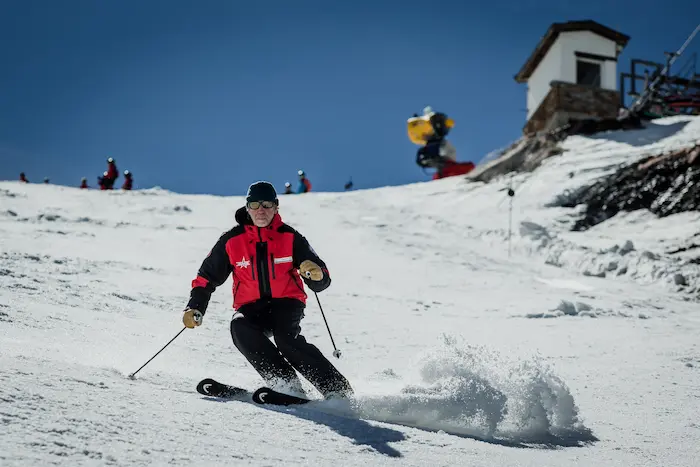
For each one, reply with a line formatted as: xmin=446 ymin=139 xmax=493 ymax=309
xmin=1 ymin=0 xmax=698 ymax=195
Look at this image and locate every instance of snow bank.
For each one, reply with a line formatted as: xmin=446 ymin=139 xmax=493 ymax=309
xmin=517 ymin=220 xmax=700 ymax=296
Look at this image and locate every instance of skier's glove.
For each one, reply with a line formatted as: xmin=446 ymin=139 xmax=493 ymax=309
xmin=183 ymin=308 xmax=203 ymax=328
xmin=299 ymin=260 xmax=323 ymax=281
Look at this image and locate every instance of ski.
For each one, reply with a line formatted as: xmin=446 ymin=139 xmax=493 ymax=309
xmin=252 ymin=387 xmax=311 ymax=406
xmin=196 ymin=378 xmax=250 ymax=399
xmin=196 ymin=378 xmax=311 ymax=406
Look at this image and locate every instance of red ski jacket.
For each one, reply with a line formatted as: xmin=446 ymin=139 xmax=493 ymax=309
xmin=107 ymin=163 xmax=118 ymax=180
xmin=187 ymin=207 xmax=330 ymax=314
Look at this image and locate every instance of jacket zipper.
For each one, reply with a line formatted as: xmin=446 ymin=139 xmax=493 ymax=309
xmin=270 ymin=254 xmax=276 ymax=279
xmin=255 ymin=228 xmax=271 ymax=299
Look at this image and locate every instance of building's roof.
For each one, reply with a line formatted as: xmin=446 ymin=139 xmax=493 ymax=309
xmin=514 ymin=20 xmax=630 ymax=83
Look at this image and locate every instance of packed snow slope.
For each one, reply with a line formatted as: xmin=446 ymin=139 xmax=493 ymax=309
xmin=1 ymin=116 xmax=700 ymax=466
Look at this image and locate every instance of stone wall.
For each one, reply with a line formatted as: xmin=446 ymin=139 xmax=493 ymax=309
xmin=524 ymin=81 xmax=621 ymax=135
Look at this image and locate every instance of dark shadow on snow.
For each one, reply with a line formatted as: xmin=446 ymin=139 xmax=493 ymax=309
xmin=201 ymin=396 xmax=599 ymax=452
xmin=276 ymin=406 xmax=406 ymax=457
xmin=201 ymin=396 xmax=405 ymax=457
xmin=363 ymin=417 xmax=599 ymax=449
xmin=462 ymin=429 xmax=599 ymax=449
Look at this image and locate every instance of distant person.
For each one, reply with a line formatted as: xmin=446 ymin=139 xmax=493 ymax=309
xmin=122 ymin=170 xmax=133 ymax=190
xmin=103 ymin=157 xmax=119 ymax=189
xmin=98 ymin=172 xmax=108 ymax=190
xmin=80 ymin=177 xmax=89 ymax=189
xmin=283 ymin=182 xmax=293 ymax=194
xmin=43 ymin=178 xmax=50 ymax=184
xmin=297 ymin=170 xmax=311 ymax=194
xmin=344 ymin=177 xmax=353 ymax=191
xmin=19 ymin=172 xmax=28 ymax=183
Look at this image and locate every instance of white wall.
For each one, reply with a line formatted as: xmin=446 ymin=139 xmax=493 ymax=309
xmin=559 ymin=31 xmax=618 ymax=89
xmin=526 ymin=30 xmax=619 ymax=120
xmin=527 ymin=38 xmax=563 ymax=119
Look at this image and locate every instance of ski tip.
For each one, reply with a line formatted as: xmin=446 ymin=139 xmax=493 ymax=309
xmin=196 ymin=378 xmax=219 ymax=396
xmin=252 ymin=387 xmax=272 ymax=404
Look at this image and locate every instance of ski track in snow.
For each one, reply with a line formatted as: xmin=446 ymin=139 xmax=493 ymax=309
xmin=1 ymin=116 xmax=700 ymax=466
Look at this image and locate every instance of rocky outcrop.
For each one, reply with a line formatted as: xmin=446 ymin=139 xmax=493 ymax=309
xmin=552 ymin=144 xmax=700 ymax=230
xmin=469 ymin=135 xmax=563 ymax=183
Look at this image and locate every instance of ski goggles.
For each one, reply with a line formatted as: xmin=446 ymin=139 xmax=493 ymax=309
xmin=247 ymin=200 xmax=277 ymax=210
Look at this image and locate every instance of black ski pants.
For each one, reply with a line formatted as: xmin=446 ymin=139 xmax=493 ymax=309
xmin=230 ymin=301 xmax=352 ymax=397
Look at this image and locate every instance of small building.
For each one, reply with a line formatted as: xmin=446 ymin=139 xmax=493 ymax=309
xmin=515 ymin=20 xmax=630 ymax=135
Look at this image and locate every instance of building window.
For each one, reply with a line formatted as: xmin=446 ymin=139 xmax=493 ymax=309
xmin=577 ymin=60 xmax=601 ymax=87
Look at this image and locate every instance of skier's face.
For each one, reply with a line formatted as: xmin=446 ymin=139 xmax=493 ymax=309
xmin=247 ymin=201 xmax=278 ymax=227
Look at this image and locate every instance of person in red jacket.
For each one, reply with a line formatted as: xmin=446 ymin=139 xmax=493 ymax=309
xmin=19 ymin=172 xmax=28 ymax=183
xmin=122 ymin=170 xmax=133 ymax=190
xmin=297 ymin=170 xmax=312 ymax=193
xmin=104 ymin=157 xmax=119 ymax=189
xmin=98 ymin=172 xmax=108 ymax=190
xmin=183 ymin=181 xmax=352 ymax=399
xmin=80 ymin=177 xmax=89 ymax=189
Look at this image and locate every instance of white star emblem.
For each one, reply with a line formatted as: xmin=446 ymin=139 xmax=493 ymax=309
xmin=235 ymin=256 xmax=251 ymax=269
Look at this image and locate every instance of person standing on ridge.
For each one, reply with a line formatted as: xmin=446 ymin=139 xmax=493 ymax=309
xmin=283 ymin=182 xmax=293 ymax=194
xmin=98 ymin=172 xmax=109 ymax=190
xmin=122 ymin=170 xmax=133 ymax=190
xmin=182 ymin=181 xmax=353 ymax=399
xmin=104 ymin=157 xmax=119 ymax=189
xmin=297 ymin=170 xmax=312 ymax=193
xmin=80 ymin=177 xmax=89 ymax=189
xmin=19 ymin=172 xmax=28 ymax=183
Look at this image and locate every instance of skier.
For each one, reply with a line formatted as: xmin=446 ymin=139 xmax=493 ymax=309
xmin=122 ymin=170 xmax=133 ymax=190
xmin=80 ymin=177 xmax=89 ymax=189
xmin=182 ymin=181 xmax=353 ymax=399
xmin=104 ymin=157 xmax=119 ymax=189
xmin=19 ymin=172 xmax=28 ymax=183
xmin=98 ymin=172 xmax=108 ymax=190
xmin=297 ymin=170 xmax=312 ymax=193
xmin=283 ymin=182 xmax=293 ymax=194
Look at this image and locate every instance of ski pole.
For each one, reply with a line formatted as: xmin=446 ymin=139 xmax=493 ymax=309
xmin=507 ymin=186 xmax=515 ymax=258
xmin=128 ymin=326 xmax=187 ymax=379
xmin=312 ymin=291 xmax=342 ymax=359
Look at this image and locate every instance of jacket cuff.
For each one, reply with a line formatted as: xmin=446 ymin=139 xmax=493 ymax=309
xmin=187 ymin=287 xmax=212 ymax=314
xmin=305 ymin=275 xmax=331 ymax=293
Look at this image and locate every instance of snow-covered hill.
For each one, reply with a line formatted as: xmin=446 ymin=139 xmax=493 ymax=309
xmin=1 ymin=116 xmax=699 ymax=466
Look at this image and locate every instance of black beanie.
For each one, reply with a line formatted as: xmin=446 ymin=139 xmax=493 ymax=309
xmin=246 ymin=181 xmax=277 ymax=203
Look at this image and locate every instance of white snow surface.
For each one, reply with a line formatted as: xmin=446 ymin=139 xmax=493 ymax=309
xmin=1 ymin=116 xmax=700 ymax=466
